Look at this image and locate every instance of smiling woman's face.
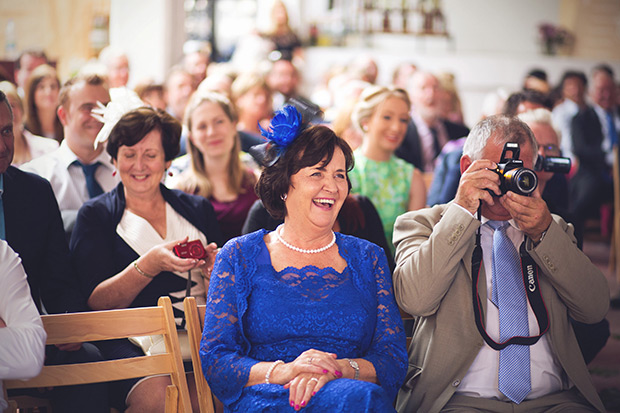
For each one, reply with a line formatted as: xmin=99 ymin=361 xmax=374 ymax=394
xmin=114 ymin=128 xmax=170 ymax=197
xmin=283 ymin=147 xmax=348 ymax=231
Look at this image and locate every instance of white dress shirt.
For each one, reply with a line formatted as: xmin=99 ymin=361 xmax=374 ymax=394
xmin=0 ymin=240 xmax=47 ymax=410
xmin=457 ymin=215 xmax=567 ymax=401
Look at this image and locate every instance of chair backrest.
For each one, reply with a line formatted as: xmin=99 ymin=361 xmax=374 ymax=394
xmin=184 ymin=296 xmax=215 ymax=413
xmin=4 ymin=296 xmax=192 ymax=413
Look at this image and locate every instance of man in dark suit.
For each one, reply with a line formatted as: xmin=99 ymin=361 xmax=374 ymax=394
xmin=395 ymin=71 xmax=469 ymax=171
xmin=570 ymin=65 xmax=617 ymax=243
xmin=393 ymin=115 xmax=607 ymax=412
xmin=0 ymin=90 xmax=109 ymax=412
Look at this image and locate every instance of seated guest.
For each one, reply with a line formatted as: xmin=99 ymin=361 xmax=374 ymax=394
xmin=200 ymin=106 xmax=407 ymax=412
xmin=502 ymin=89 xmax=552 ymax=117
xmin=242 ymin=194 xmax=396 ymax=271
xmin=0 ymin=81 xmax=57 ymax=166
xmin=0 ymin=240 xmax=46 ymax=412
xmin=21 ymin=74 xmax=117 ymax=235
xmin=99 ymin=46 xmax=130 ymax=88
xmin=134 ymin=78 xmax=167 ymax=111
xmin=393 ymin=115 xmax=608 ymax=412
xmin=395 ymin=71 xmax=469 ymax=172
xmin=552 ymin=70 xmax=588 ymax=162
xmin=169 ymin=91 xmax=258 ymax=243
xmin=231 ymin=71 xmax=273 ymax=152
xmin=1 ymin=89 xmax=109 ymax=412
xmin=570 ymin=65 xmax=617 ymax=244
xmin=24 ymin=64 xmax=63 ymax=143
xmin=349 ymin=85 xmax=426 ymax=252
xmin=266 ymin=57 xmax=305 ymax=110
xmin=13 ymin=49 xmax=48 ymax=98
xmin=522 ymin=68 xmax=551 ymax=94
xmin=70 ymin=106 xmax=223 ymax=412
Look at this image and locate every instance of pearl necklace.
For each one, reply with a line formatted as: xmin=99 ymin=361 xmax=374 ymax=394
xmin=275 ymin=225 xmax=336 ymax=254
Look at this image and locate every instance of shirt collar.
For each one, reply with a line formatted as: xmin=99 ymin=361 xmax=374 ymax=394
xmin=59 ymin=140 xmax=114 ymax=172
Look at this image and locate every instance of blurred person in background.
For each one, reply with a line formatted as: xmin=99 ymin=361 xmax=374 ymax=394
xmin=350 ymin=85 xmax=426 ymax=253
xmin=436 ymin=72 xmax=464 ymax=125
xmin=183 ymin=43 xmax=211 ymax=89
xmin=266 ymin=57 xmax=304 ymax=110
xmin=0 ymin=81 xmax=57 ymax=166
xmin=170 ymin=91 xmax=258 ymax=243
xmin=24 ymin=64 xmax=63 ymax=142
xmin=552 ymin=70 xmax=588 ymax=162
xmin=99 ymin=46 xmax=130 ymax=88
xmin=391 ymin=62 xmax=417 ymax=90
xmin=231 ymin=71 xmax=273 ymax=152
xmin=264 ymin=0 xmax=303 ymax=63
xmin=134 ymin=79 xmax=167 ymax=111
xmin=523 ymin=68 xmax=551 ymax=95
xmin=13 ymin=49 xmax=48 ymax=98
xmin=396 ymin=71 xmax=469 ymax=172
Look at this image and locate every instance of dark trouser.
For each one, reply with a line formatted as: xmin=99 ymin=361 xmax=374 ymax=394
xmin=443 ymin=388 xmax=597 ymax=412
xmin=8 ymin=343 xmax=110 ymax=413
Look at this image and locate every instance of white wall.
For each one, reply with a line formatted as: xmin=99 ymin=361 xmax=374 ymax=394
xmin=109 ymin=0 xmax=185 ymax=86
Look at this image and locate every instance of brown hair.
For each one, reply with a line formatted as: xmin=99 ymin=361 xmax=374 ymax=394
xmin=58 ymin=73 xmax=108 ymax=109
xmin=106 ymin=107 xmax=181 ymax=162
xmin=24 ymin=64 xmax=63 ymax=141
xmin=176 ymin=91 xmax=254 ymax=199
xmin=256 ymin=125 xmax=354 ymax=219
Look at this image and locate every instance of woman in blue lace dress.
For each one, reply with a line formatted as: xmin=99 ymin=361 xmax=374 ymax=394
xmin=200 ymin=105 xmax=407 ymax=412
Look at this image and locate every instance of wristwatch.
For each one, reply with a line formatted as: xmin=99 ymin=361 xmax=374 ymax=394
xmin=346 ymin=358 xmax=359 ymax=380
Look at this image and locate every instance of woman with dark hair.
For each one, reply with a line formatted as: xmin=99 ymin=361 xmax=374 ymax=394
xmin=24 ymin=64 xmax=63 ymax=142
xmin=200 ymin=106 xmax=407 ymax=412
xmin=70 ymin=105 xmax=223 ymax=412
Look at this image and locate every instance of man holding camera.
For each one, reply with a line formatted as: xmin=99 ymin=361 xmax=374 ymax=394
xmin=393 ymin=114 xmax=608 ymax=412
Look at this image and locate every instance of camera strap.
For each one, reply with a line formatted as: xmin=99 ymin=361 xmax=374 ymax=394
xmin=471 ymin=209 xmax=549 ymax=350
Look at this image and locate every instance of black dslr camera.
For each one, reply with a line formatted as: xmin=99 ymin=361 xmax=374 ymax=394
xmin=492 ymin=142 xmax=538 ymax=196
xmin=534 ymin=154 xmax=571 ymax=174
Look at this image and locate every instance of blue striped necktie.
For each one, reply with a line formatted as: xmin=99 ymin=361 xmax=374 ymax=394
xmin=488 ymin=220 xmax=531 ymax=404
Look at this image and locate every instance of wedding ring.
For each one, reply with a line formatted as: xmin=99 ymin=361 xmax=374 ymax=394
xmin=309 ymin=377 xmax=319 ymax=383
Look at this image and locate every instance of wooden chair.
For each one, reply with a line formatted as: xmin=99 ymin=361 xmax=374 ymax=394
xmin=5 ymin=296 xmax=192 ymax=413
xmin=183 ymin=297 xmax=216 ymax=413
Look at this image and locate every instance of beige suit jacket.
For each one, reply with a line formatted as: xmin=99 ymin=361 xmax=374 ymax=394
xmin=392 ymin=202 xmax=608 ymax=413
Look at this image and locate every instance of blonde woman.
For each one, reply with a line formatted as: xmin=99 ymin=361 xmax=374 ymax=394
xmin=171 ymin=91 xmax=258 ymax=242
xmin=350 ymin=86 xmax=426 ymax=252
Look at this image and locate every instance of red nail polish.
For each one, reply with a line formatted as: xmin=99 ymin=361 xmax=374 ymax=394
xmin=295 ymin=404 xmax=299 ymax=409
xmin=301 ymin=400 xmax=306 ymax=407
xmin=312 ymin=391 xmax=316 ymax=396
xmin=322 ymin=369 xmax=328 ymax=373
xmin=290 ymin=400 xmax=294 ymax=407
xmin=335 ymin=370 xmax=342 ymax=377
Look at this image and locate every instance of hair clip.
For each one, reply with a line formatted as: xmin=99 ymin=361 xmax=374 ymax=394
xmin=91 ymin=87 xmax=145 ymax=149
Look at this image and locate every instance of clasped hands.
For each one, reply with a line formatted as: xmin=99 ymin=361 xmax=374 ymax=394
xmin=272 ymin=349 xmax=347 ymax=411
xmin=455 ymin=159 xmax=552 ymax=242
xmin=137 ymin=237 xmax=218 ymax=278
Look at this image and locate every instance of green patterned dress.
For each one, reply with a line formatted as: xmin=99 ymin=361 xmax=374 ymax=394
xmin=349 ymin=150 xmax=414 ymax=253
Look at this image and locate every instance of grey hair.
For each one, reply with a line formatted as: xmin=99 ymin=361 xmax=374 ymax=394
xmin=351 ymin=85 xmax=410 ymax=134
xmin=517 ymin=108 xmax=562 ymax=145
xmin=0 ymin=90 xmax=12 ymax=119
xmin=463 ymin=114 xmax=538 ymax=164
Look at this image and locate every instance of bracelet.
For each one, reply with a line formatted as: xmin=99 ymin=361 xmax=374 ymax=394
xmin=265 ymin=360 xmax=284 ymax=384
xmin=133 ymin=260 xmax=155 ymax=279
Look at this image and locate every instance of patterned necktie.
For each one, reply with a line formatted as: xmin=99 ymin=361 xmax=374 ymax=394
xmin=607 ymin=111 xmax=618 ymax=147
xmin=74 ymin=160 xmax=104 ymax=199
xmin=488 ymin=220 xmax=531 ymax=404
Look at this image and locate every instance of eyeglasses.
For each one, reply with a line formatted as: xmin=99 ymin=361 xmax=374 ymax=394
xmin=539 ymin=144 xmax=561 ymax=156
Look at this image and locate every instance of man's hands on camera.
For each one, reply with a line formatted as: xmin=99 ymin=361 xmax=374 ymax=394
xmin=500 ymin=190 xmax=552 ymax=243
xmin=454 ymin=159 xmax=501 ymax=215
xmin=456 ymin=158 xmax=552 ymax=242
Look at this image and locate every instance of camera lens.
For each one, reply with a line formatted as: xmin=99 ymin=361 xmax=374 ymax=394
xmin=504 ymin=168 xmax=538 ymax=195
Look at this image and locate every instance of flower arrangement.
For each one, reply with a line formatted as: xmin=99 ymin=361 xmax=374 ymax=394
xmin=538 ymin=22 xmax=574 ymax=56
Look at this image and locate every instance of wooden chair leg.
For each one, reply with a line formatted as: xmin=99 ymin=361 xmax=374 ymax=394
xmin=165 ymin=384 xmax=179 ymax=413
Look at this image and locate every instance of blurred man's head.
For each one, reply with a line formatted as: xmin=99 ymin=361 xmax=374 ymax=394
xmin=266 ymin=58 xmax=299 ymax=99
xmin=590 ymin=65 xmax=616 ymax=111
xmin=14 ymin=50 xmax=48 ymax=91
xmin=559 ymin=70 xmax=587 ymax=107
xmin=183 ymin=51 xmax=210 ymax=89
xmin=165 ymin=67 xmax=195 ymax=121
xmin=409 ymin=71 xmax=440 ymax=123
xmin=0 ymin=90 xmax=15 ymax=173
xmin=518 ymin=108 xmax=561 ymax=190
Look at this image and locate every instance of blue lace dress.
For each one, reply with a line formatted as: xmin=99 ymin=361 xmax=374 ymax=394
xmin=200 ymin=230 xmax=407 ymax=412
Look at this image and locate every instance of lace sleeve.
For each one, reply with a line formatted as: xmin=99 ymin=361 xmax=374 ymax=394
xmin=362 ymin=244 xmax=408 ymax=402
xmin=199 ymin=240 xmax=258 ymax=405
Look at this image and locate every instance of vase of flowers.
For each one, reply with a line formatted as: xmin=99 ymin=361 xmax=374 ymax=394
xmin=538 ymin=22 xmax=574 ymax=56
